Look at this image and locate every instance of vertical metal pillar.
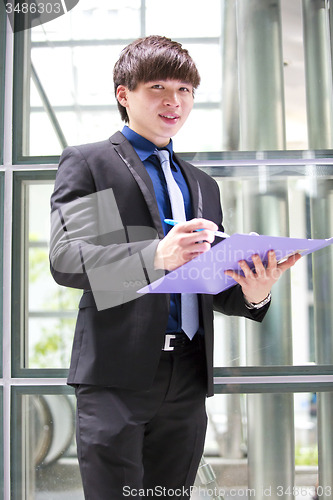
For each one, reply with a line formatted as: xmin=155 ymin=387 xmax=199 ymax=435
xmin=221 ymin=318 xmax=244 ymax=460
xmin=243 ymin=189 xmax=294 ymax=499
xmin=310 ymin=181 xmax=333 ymax=497
xmin=302 ymin=0 xmax=333 ymax=149
xmin=219 ymin=179 xmax=244 ymax=459
xmin=236 ymin=1 xmax=293 ymax=497
xmin=221 ymin=0 xmax=240 ymax=150
xmin=140 ymin=0 xmax=146 ymax=37
xmin=236 ymin=0 xmax=286 ymax=150
xmin=303 ymin=1 xmax=333 ymax=493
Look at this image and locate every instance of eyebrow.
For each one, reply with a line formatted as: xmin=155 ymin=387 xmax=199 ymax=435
xmin=146 ymin=80 xmax=192 ymax=84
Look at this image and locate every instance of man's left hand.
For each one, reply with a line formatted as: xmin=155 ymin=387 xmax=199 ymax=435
xmin=224 ymin=250 xmax=301 ymax=305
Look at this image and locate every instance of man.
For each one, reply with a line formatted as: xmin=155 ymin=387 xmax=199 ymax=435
xmin=49 ymin=35 xmax=300 ymax=499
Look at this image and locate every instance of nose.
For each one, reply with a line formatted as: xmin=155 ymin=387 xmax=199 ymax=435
xmin=163 ymin=91 xmax=180 ymax=107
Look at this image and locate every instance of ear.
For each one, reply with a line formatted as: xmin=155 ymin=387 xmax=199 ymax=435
xmin=116 ymin=85 xmax=129 ymax=107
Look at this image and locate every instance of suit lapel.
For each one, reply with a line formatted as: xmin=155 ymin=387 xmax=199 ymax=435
xmin=110 ymin=132 xmax=164 ymax=238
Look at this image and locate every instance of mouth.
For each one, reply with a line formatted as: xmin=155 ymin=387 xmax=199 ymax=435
xmin=159 ymin=114 xmax=180 ymax=123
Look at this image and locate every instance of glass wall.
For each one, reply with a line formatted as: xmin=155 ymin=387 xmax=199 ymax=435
xmin=8 ymin=158 xmax=333 ymax=500
xmin=12 ymin=0 xmax=333 ymax=162
xmin=11 ymin=172 xmax=81 ymax=376
xmin=1 ymin=1 xmax=333 ymax=500
xmin=11 ymin=387 xmax=331 ymax=500
xmin=11 ymin=386 xmax=80 ymax=500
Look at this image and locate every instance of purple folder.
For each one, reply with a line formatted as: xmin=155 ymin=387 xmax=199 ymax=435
xmin=138 ymin=233 xmax=333 ymax=294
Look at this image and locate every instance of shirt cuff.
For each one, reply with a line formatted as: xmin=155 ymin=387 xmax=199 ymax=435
xmin=244 ymin=292 xmax=272 ymax=310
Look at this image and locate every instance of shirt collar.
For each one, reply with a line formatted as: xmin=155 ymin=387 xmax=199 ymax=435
xmin=121 ymin=126 xmax=174 ymax=162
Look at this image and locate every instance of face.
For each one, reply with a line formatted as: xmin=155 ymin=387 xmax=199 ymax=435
xmin=117 ymin=80 xmax=194 ymax=147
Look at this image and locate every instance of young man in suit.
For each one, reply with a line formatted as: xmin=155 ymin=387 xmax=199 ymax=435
xmin=50 ymin=35 xmax=300 ymax=499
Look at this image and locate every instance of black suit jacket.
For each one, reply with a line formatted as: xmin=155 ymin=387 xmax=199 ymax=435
xmin=50 ymin=131 xmax=268 ymax=397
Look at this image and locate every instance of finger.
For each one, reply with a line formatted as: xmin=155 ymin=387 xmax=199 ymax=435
xmin=181 ymin=218 xmax=218 ymax=234
xmin=183 ymin=229 xmax=215 ymax=246
xmin=251 ymin=254 xmax=266 ymax=277
xmin=189 ymin=241 xmax=212 ymax=254
xmin=238 ymin=259 xmax=257 ymax=279
xmin=224 ymin=269 xmax=245 ymax=286
xmin=277 ymin=253 xmax=301 ymax=272
xmin=266 ymin=250 xmax=277 ymax=270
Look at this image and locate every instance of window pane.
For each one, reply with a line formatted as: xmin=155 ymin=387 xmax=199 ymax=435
xmin=145 ymin=0 xmax=221 ymax=38
xmin=212 ymin=165 xmax=333 ymax=368
xmin=12 ymin=175 xmax=81 ymax=373
xmin=12 ymin=164 xmax=333 ymax=371
xmin=195 ymin=391 xmax=324 ymax=500
xmin=12 ymin=388 xmax=332 ymax=500
xmin=11 ymin=387 xmax=83 ymax=500
xmin=27 ymin=181 xmax=81 ymax=369
xmin=15 ymin=0 xmax=333 ymax=159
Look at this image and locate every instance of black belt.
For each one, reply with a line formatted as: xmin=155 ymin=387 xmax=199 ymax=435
xmin=162 ymin=332 xmax=200 ymax=351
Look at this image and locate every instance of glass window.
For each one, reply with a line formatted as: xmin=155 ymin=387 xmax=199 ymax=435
xmin=198 ymin=391 xmax=325 ymax=500
xmin=11 ymin=164 xmax=333 ymax=374
xmin=11 ymin=386 xmax=82 ymax=500
xmin=211 ymin=163 xmax=333 ymax=369
xmin=14 ymin=0 xmax=333 ymax=161
xmin=12 ymin=172 xmax=81 ymax=376
xmin=12 ymin=387 xmax=332 ymax=500
xmin=4 ymin=0 xmax=333 ymax=498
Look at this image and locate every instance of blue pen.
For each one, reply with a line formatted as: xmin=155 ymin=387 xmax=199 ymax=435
xmin=164 ymin=219 xmax=230 ymax=238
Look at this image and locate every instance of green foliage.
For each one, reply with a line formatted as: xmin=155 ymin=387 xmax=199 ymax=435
xmin=29 ymin=234 xmax=81 ymax=368
xmin=295 ymin=446 xmax=318 ymax=466
xmin=30 ymin=319 xmax=77 ymax=368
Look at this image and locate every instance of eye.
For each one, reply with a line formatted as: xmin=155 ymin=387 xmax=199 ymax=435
xmin=180 ymin=86 xmax=191 ymax=93
xmin=151 ymin=84 xmax=163 ymax=89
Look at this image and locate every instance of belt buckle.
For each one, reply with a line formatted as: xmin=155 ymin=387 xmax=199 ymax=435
xmin=163 ymin=334 xmax=176 ymax=351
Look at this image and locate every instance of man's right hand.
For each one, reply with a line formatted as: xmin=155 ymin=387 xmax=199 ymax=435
xmin=154 ymin=218 xmax=218 ymax=271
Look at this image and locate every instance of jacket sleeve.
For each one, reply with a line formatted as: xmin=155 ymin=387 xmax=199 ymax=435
xmin=49 ymin=146 xmax=164 ymax=310
xmin=213 ymin=283 xmax=270 ymax=322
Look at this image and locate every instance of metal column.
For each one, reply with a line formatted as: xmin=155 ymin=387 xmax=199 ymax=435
xmin=303 ymin=1 xmax=333 ymax=493
xmin=236 ymin=0 xmax=286 ymax=150
xmin=219 ymin=179 xmax=245 ymax=459
xmin=243 ymin=189 xmax=294 ymax=499
xmin=221 ymin=0 xmax=240 ymax=151
xmin=310 ymin=182 xmax=333 ymax=498
xmin=236 ymin=1 xmax=293 ymax=497
xmin=302 ymin=0 xmax=333 ymax=149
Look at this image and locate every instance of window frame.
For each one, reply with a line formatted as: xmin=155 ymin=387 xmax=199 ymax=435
xmin=10 ymin=162 xmax=333 ymax=384
xmin=0 ymin=172 xmax=4 ymax=378
xmin=10 ymin=385 xmax=75 ymax=500
xmin=10 ymin=169 xmax=71 ymax=378
xmin=0 ymin=1 xmax=6 ymax=165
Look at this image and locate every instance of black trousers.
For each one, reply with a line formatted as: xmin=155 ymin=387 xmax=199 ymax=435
xmin=75 ymin=341 xmax=208 ymax=500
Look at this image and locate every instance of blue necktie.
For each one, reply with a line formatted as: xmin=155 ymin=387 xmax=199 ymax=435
xmin=155 ymin=149 xmax=199 ymax=339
